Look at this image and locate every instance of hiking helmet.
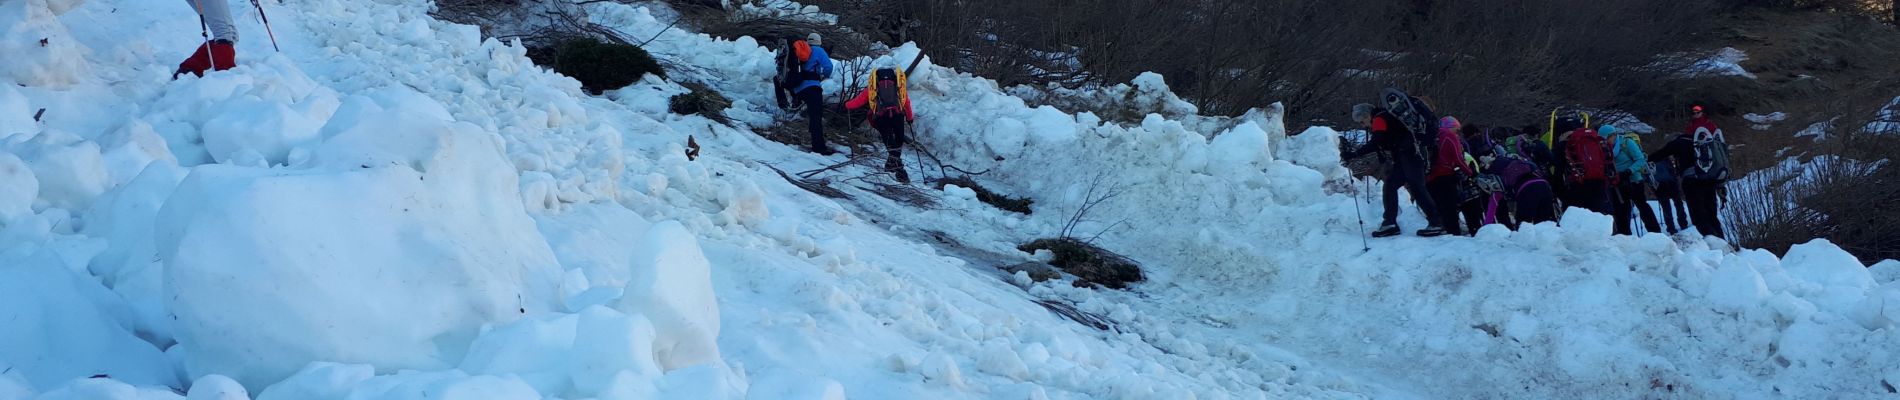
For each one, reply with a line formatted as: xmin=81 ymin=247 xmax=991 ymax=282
xmin=808 ymin=32 xmax=823 ymax=46
xmin=1691 ymin=104 xmax=1704 ymax=113
xmin=1599 ymin=124 xmax=1618 ymax=136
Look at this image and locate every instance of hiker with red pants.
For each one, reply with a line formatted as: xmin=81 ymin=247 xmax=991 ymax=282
xmin=175 ymin=0 xmax=238 ymax=78
xmin=1425 ymin=117 xmax=1473 ymax=235
xmin=844 ymin=66 xmax=916 ymax=183
xmin=1650 ymin=105 xmax=1730 ymax=239
xmin=1344 ymin=103 xmax=1448 ymax=238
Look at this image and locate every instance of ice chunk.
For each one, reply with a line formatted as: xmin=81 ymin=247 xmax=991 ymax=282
xmin=0 ymin=252 xmax=178 ymax=390
xmin=0 ymin=151 xmax=36 ymax=221
xmin=1706 ymin=257 xmax=1771 ymax=312
xmin=157 ymin=114 xmax=564 ymax=390
xmin=614 ymin=221 xmax=721 ymax=371
xmin=186 ymin=375 xmax=249 ymax=400
xmin=13 ymin=130 xmax=108 ymax=210
xmin=1781 ymin=240 xmax=1874 ymax=310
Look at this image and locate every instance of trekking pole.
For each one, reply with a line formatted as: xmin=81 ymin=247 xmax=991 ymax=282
xmin=251 ymin=0 xmax=281 ymax=52
xmin=1355 ymin=178 xmax=1371 ymax=252
xmin=188 ymin=0 xmax=217 ymax=71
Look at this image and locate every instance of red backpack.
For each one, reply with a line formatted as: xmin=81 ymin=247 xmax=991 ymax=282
xmin=872 ymin=68 xmax=903 ymax=119
xmin=1564 ymin=128 xmax=1610 ymax=183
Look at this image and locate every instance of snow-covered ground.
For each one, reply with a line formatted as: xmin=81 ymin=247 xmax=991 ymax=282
xmin=1682 ymin=47 xmax=1758 ymax=79
xmin=3 ymin=0 xmax=1899 ymax=399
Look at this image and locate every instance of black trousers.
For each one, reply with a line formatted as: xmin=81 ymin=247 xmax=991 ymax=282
xmin=1654 ymin=181 xmax=1690 ymax=232
xmin=1427 ymin=175 xmax=1466 ymax=235
xmin=1382 ymin=161 xmax=1440 ymax=228
xmin=873 ymin=117 xmax=908 ymax=181
xmin=798 ymin=87 xmax=826 ymax=150
xmin=774 ymin=80 xmax=792 ymax=109
xmin=1613 ymin=181 xmax=1661 ymax=235
xmin=1516 ymin=181 xmax=1557 ymax=226
xmin=1460 ymin=192 xmax=1489 ymax=235
xmin=1683 ymin=179 xmax=1725 ymax=239
xmin=1569 ymin=180 xmax=1611 ymax=215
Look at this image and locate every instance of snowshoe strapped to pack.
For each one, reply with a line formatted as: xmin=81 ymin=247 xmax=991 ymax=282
xmin=1687 ymin=127 xmax=1731 ymax=181
xmin=1381 ymin=87 xmax=1438 ymax=163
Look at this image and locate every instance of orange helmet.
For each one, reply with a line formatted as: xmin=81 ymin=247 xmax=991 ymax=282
xmin=794 ymin=40 xmax=812 ymax=62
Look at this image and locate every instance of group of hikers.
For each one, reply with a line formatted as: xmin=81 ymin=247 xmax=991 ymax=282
xmin=162 ymin=7 xmax=1732 ymax=238
xmin=757 ymin=31 xmax=1740 ymax=241
xmin=1345 ymin=89 xmax=1733 ymax=240
xmin=770 ymin=33 xmax=918 ymax=184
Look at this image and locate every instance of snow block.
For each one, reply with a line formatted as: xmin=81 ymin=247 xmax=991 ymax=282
xmin=1205 ymin=121 xmax=1271 ymax=177
xmin=0 ymin=85 xmax=33 ymax=142
xmin=457 ymin=313 xmax=578 ymax=395
xmin=201 ymin=98 xmax=323 ymax=165
xmin=0 ymin=0 xmax=91 ymax=88
xmin=1279 ymin=126 xmax=1347 ymax=181
xmin=1872 ymin=260 xmax=1900 ymax=285
xmin=1706 ymin=257 xmax=1770 ymax=312
xmin=34 ymin=378 xmax=184 ymax=400
xmin=0 ymin=252 xmax=179 ymax=391
xmin=13 ymin=129 xmax=109 ymax=211
xmin=0 ymin=365 xmax=32 ymax=398
xmin=614 ymin=221 xmax=722 ymax=371
xmin=333 ymin=370 xmax=540 ymax=400
xmin=1850 ymin=282 xmax=1900 ymax=330
xmin=570 ymin=306 xmax=663 ymax=395
xmin=186 ymin=375 xmax=249 ymax=400
xmin=745 ymin=370 xmax=845 ymax=400
xmin=1559 ymin=207 xmax=1613 ymax=242
xmin=1782 ymin=239 xmax=1874 ymax=310
xmin=0 ymin=151 xmax=36 ymax=221
xmin=156 ymin=113 xmax=565 ymax=390
xmin=254 ymin=363 xmax=373 ymax=400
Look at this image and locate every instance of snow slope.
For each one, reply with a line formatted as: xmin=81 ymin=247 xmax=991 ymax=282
xmin=2 ymin=0 xmax=1897 ymax=399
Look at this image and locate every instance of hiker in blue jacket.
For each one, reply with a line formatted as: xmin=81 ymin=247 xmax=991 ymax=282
xmin=1607 ymin=125 xmax=1660 ymax=235
xmin=790 ymin=33 xmax=835 ymax=155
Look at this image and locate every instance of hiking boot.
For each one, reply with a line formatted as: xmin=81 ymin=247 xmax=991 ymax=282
xmin=1417 ymin=225 xmax=1447 ymax=237
xmin=174 ymin=39 xmax=236 ymax=79
xmin=1371 ymin=224 xmax=1401 ymax=238
xmin=810 ymin=145 xmax=835 ymax=156
xmin=892 ymin=168 xmax=910 ymax=184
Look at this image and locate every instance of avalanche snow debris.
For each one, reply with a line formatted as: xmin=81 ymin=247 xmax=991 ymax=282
xmin=1 ymin=0 xmax=1895 ymax=398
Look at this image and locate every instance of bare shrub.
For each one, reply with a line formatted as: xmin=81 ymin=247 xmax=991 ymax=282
xmin=1729 ymin=113 xmax=1900 ymax=261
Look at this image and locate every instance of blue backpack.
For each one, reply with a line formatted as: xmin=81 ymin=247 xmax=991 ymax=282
xmin=1652 ymin=161 xmax=1678 ymax=184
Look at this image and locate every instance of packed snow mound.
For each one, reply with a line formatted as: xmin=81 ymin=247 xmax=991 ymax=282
xmin=0 ymin=151 xmax=37 ymax=221
xmin=154 ymin=94 xmax=566 ymax=389
xmin=615 ymin=220 xmax=722 ymax=371
xmin=0 ymin=0 xmax=91 ymax=88
xmin=0 ymin=251 xmax=179 ymax=391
